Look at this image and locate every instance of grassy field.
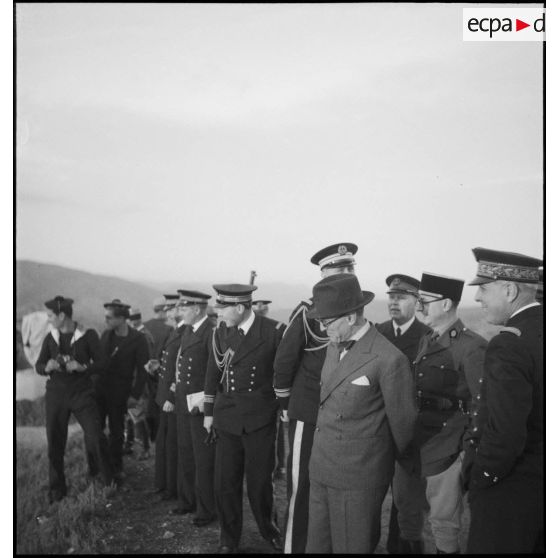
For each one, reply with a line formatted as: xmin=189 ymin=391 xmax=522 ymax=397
xmin=16 ymin=426 xmax=114 ymax=555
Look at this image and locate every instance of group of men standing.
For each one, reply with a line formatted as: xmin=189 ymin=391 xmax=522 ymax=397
xmin=34 ymin=241 xmax=543 ymax=554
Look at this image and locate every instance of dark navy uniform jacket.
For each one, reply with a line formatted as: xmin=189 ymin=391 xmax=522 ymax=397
xmin=204 ymin=314 xmax=285 ymax=436
xmin=411 ymin=319 xmax=486 ymax=476
xmin=273 ymin=300 xmax=329 ymax=424
xmin=97 ymin=327 xmax=150 ymax=400
xmin=155 ymin=323 xmax=186 ymax=407
xmin=468 ymin=305 xmax=543 ymax=489
xmin=144 ymin=318 xmax=173 ymax=360
xmin=376 ymin=317 xmax=431 ymax=365
xmin=36 ymin=326 xmax=102 ymax=394
xmin=169 ymin=317 xmax=213 ymax=414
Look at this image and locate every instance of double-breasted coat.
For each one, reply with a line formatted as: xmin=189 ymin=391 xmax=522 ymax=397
xmin=466 ymin=305 xmax=543 ymax=554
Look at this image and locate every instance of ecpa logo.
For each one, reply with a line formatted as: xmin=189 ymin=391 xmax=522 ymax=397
xmin=463 ymin=8 xmax=545 ymax=42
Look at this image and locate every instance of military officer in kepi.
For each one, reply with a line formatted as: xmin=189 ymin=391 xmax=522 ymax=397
xmin=273 ymin=242 xmax=358 ymax=553
xmin=393 ymin=273 xmax=486 ymax=554
xmin=376 ymin=274 xmax=431 ymax=554
xmin=464 ymin=248 xmax=543 ymax=554
xmin=203 ymin=284 xmax=286 ymax=554
xmin=169 ymin=289 xmax=216 ymax=526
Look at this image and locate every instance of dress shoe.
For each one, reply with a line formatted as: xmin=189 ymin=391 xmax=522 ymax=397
xmin=267 ymin=534 xmax=283 ymax=551
xmin=169 ymin=507 xmax=195 ymax=515
xmin=217 ymin=545 xmax=236 ymax=554
xmin=192 ymin=515 xmax=216 ymax=527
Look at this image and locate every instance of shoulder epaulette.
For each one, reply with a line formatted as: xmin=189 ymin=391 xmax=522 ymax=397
xmin=499 ymin=326 xmax=521 ymax=337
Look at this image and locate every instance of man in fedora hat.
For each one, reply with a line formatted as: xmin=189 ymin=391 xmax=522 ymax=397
xmin=305 ymin=274 xmax=417 ymax=553
xmin=464 ymin=248 xmax=543 ymax=554
xmin=273 ymin=242 xmax=358 ymax=553
xmin=376 ymin=274 xmax=431 ymax=553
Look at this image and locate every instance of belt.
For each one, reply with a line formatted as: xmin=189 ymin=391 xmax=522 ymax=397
xmin=418 ymin=395 xmax=468 ymax=412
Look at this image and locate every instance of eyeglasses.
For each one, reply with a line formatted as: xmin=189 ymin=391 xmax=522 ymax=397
xmin=416 ymin=296 xmax=444 ymax=311
xmin=317 ymin=315 xmax=347 ymax=328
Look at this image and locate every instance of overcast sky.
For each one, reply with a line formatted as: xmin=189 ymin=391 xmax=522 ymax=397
xmin=16 ymin=3 xmax=543 ymax=304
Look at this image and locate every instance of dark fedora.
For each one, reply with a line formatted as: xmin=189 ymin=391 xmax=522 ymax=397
xmin=307 ymin=274 xmax=374 ymax=320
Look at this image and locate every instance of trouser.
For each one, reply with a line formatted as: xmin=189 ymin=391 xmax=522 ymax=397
xmin=393 ymin=453 xmax=464 ymax=553
xmin=177 ymin=411 xmax=216 ymax=518
xmin=283 ymin=420 xmax=315 ymax=553
xmin=154 ymin=409 xmax=177 ymax=494
xmin=306 ymin=478 xmax=389 ymax=553
xmin=386 ymin=488 xmax=401 ymax=553
xmin=95 ymin=390 xmax=129 ymax=474
xmin=214 ymin=421 xmax=279 ymax=548
xmin=125 ymin=416 xmax=135 ymax=447
xmin=46 ymin=385 xmax=113 ymax=498
xmin=467 ymin=473 xmax=544 ymax=554
xmin=275 ymin=414 xmax=285 ymax=472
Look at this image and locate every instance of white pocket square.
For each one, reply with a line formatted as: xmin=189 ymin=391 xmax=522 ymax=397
xmin=351 ymin=375 xmax=370 ymax=386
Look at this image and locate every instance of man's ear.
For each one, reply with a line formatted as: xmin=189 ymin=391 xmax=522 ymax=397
xmin=236 ymin=304 xmax=244 ymax=315
xmin=505 ymin=282 xmax=520 ymax=302
xmin=442 ymin=299 xmax=452 ymax=313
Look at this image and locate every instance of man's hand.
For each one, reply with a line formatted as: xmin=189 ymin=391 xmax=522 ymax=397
xmin=45 ymin=359 xmax=61 ymax=373
xmin=203 ymin=416 xmax=214 ymax=433
xmin=162 ymin=401 xmax=174 ymax=413
xmin=66 ymin=360 xmax=86 ymax=373
xmin=280 ymin=410 xmax=289 ymax=423
xmin=145 ymin=359 xmax=160 ymax=374
xmin=127 ymin=396 xmax=138 ymax=409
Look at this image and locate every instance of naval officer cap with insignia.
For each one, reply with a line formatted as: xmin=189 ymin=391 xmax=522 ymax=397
xmin=469 ymin=247 xmax=542 ymax=326
xmin=310 ymin=242 xmax=358 ymax=277
xmin=213 ymin=284 xmax=258 ymax=327
xmin=176 ymin=289 xmax=212 ymax=324
xmin=385 ymin=274 xmax=421 ymax=327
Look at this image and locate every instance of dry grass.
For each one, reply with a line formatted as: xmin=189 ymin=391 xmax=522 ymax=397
xmin=16 ymin=429 xmax=114 ymax=555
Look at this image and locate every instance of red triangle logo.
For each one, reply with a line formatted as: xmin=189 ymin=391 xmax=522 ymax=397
xmin=516 ymin=19 xmax=530 ymax=31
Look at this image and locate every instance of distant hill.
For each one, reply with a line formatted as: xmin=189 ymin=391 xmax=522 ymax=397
xmin=16 ymin=260 xmax=162 ymax=332
xmin=16 ymin=260 xmax=498 ymax=340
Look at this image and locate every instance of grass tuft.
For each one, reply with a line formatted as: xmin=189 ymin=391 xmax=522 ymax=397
xmin=16 ymin=430 xmax=112 ymax=554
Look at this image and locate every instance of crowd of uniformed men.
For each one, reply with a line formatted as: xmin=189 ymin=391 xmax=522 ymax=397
xmin=35 ymin=242 xmax=543 ymax=554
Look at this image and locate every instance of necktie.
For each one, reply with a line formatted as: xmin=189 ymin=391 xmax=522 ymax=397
xmin=396 ymin=327 xmax=402 ymax=338
xmin=337 ymin=339 xmax=356 ymax=361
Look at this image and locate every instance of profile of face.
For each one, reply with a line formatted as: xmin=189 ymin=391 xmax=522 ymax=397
xmin=46 ymin=309 xmax=64 ymax=330
xmin=166 ymin=306 xmax=180 ymax=324
xmin=474 ymin=281 xmax=511 ymax=325
xmin=178 ymin=304 xmax=200 ymax=326
xmin=105 ymin=308 xmax=125 ymax=330
xmin=416 ymin=296 xmax=446 ymax=329
xmin=320 ymin=313 xmax=355 ymax=344
xmin=217 ymin=304 xmax=245 ymax=328
xmin=388 ymin=293 xmax=417 ymax=324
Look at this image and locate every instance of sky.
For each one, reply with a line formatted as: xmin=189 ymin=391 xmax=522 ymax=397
xmin=16 ymin=3 xmax=544 ymax=304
